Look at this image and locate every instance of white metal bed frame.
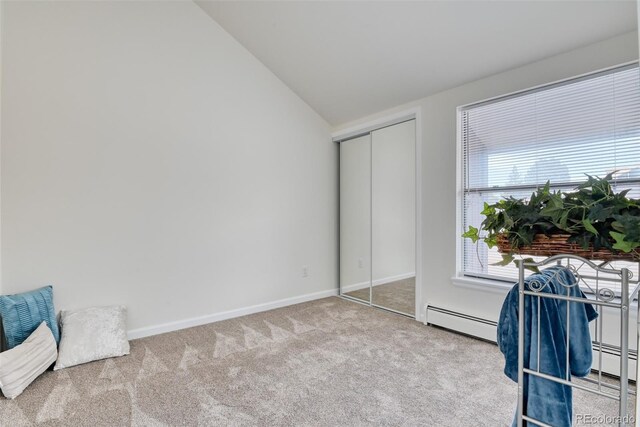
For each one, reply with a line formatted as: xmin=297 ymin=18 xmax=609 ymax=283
xmin=516 ymin=255 xmax=639 ymax=427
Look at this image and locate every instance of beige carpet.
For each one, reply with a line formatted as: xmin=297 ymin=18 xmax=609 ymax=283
xmin=0 ymin=297 xmax=632 ymax=426
xmin=345 ymin=277 xmax=415 ymax=316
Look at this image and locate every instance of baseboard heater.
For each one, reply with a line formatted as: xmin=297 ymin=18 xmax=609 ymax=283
xmin=593 ymin=342 xmax=638 ymax=380
xmin=424 ymin=305 xmax=637 ymax=379
xmin=425 ymin=305 xmax=498 ymax=342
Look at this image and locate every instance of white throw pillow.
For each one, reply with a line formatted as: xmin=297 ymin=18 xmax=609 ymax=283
xmin=54 ymin=305 xmax=130 ymax=370
xmin=0 ymin=322 xmax=57 ymax=399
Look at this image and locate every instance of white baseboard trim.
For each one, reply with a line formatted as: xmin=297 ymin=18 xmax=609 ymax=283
xmin=127 ymin=288 xmax=338 ymax=340
xmin=341 ymin=282 xmax=369 ymax=293
xmin=341 ymin=272 xmax=416 ymax=293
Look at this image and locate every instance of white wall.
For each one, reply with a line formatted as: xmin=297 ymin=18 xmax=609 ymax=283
xmin=0 ymin=1 xmax=337 ymax=334
xmin=334 ymin=31 xmax=639 ymax=324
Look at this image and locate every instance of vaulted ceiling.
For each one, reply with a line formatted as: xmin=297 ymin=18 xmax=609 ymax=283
xmin=196 ymin=1 xmax=638 ymax=126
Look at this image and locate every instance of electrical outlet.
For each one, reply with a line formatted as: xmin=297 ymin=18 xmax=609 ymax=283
xmin=302 ymin=265 xmax=309 ymax=278
xmin=358 ymin=258 xmax=363 ymax=269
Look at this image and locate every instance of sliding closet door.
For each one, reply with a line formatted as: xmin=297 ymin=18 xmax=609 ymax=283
xmin=340 ymin=134 xmax=371 ymax=303
xmin=371 ymin=121 xmax=416 ymax=316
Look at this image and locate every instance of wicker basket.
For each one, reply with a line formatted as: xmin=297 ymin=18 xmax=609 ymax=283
xmin=496 ymin=234 xmax=639 ymax=262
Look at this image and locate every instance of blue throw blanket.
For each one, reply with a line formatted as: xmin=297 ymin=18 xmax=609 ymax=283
xmin=497 ymin=266 xmax=598 ymax=427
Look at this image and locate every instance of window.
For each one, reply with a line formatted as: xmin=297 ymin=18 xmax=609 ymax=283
xmin=459 ymin=63 xmax=640 ymax=288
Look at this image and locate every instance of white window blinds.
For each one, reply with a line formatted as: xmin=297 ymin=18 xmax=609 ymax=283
xmin=460 ymin=63 xmax=640 ymax=285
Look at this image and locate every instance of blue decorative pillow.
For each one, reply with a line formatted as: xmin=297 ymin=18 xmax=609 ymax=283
xmin=0 ymin=286 xmax=60 ymax=349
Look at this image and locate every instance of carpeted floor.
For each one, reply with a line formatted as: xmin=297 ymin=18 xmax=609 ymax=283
xmin=344 ymin=277 xmax=415 ymax=316
xmin=0 ymin=297 xmax=632 ymax=426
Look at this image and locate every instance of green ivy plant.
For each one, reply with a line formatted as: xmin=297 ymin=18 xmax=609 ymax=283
xmin=463 ymin=173 xmax=640 ymax=267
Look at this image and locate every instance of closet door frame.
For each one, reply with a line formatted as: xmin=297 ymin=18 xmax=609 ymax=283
xmin=334 ymin=107 xmax=423 ymax=321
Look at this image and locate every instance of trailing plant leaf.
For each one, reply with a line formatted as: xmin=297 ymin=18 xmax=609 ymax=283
xmin=484 ymin=235 xmax=497 ymax=249
xmin=618 ymin=189 xmax=631 ymax=198
xmin=492 ymin=253 xmax=514 ymax=267
xmin=582 ymin=218 xmax=598 ymax=236
xmin=556 ymin=210 xmax=570 ymax=232
xmin=462 ymin=226 xmax=480 ymax=243
xmin=522 ymin=258 xmax=541 ymax=274
xmin=610 ymin=231 xmax=640 ymax=254
xmin=481 ymin=202 xmax=495 ymax=216
xmin=612 ymin=214 xmax=640 ymax=243
xmin=587 ymin=204 xmax=613 ymax=222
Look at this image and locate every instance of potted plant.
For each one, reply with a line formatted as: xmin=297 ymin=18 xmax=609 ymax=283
xmin=462 ymin=173 xmax=640 ymax=267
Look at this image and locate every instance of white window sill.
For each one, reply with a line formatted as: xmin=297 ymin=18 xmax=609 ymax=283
xmin=451 ymin=275 xmax=512 ymax=294
xmin=451 ymin=274 xmax=639 ymax=309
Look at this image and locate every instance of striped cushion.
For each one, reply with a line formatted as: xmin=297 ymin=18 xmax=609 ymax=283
xmin=0 ymin=322 xmax=57 ymax=399
xmin=0 ymin=286 xmax=60 ymax=349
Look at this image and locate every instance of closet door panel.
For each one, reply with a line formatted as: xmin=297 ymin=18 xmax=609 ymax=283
xmin=371 ymin=120 xmax=416 ymax=315
xmin=340 ymin=135 xmax=371 ymax=303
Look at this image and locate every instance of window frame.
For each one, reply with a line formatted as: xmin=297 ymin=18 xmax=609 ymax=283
xmin=454 ymin=60 xmax=640 ymax=289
